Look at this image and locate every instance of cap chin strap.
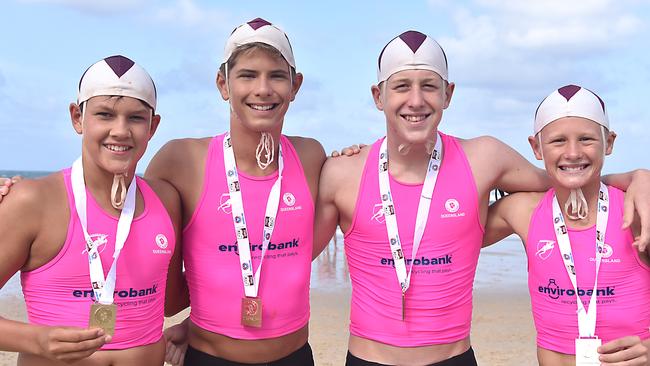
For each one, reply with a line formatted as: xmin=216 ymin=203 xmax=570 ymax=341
xmin=564 ymin=188 xmax=588 ymax=220
xmin=111 ymin=174 xmax=128 ymax=209
xmin=255 ymin=132 xmax=275 ymax=170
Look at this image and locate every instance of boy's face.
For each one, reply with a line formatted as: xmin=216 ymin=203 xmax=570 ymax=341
xmin=217 ymin=48 xmax=302 ymax=133
xmin=71 ymin=96 xmax=160 ymax=175
xmin=530 ymin=116 xmax=615 ymax=190
xmin=372 ymin=69 xmax=454 ymax=146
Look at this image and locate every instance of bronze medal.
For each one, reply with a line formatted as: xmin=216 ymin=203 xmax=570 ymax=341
xmin=241 ymin=297 xmax=262 ymax=328
xmin=88 ymin=303 xmax=116 ymax=336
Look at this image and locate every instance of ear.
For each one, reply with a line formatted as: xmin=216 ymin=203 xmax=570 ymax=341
xmin=443 ymin=81 xmax=455 ymax=109
xmin=371 ymin=84 xmax=384 ymax=111
xmin=70 ymin=103 xmax=83 ymax=135
xmin=605 ymin=130 xmax=617 ymax=156
xmin=148 ymin=113 xmax=162 ymax=141
xmin=289 ymin=72 xmax=303 ymax=102
xmin=216 ymin=71 xmax=229 ymax=101
xmin=528 ymin=134 xmax=543 ymax=160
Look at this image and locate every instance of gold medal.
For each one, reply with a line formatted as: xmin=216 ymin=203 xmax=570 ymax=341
xmin=241 ymin=297 xmax=262 ymax=328
xmin=88 ymin=303 xmax=116 ymax=336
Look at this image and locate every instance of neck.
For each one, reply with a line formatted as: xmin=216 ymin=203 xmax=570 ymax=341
xmin=81 ymin=156 xmax=136 ymax=213
xmin=554 ymin=179 xmax=601 ymax=226
xmin=385 ymin=133 xmax=438 ymax=184
xmin=228 ymin=122 xmax=281 ymax=176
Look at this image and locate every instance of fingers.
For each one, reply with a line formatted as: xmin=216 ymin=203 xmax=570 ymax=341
xmin=11 ymin=175 xmax=23 ymax=183
xmin=330 ymin=144 xmax=364 ymax=158
xmin=165 ymin=340 xmax=187 ymax=366
xmin=39 ymin=327 xmax=109 ymax=363
xmin=598 ymin=336 xmax=648 ymax=365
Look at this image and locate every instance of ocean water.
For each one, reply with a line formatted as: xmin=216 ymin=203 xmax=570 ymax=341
xmin=0 ymin=170 xmax=51 ymax=179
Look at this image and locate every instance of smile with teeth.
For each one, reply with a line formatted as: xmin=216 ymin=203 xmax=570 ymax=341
xmin=105 ymin=144 xmax=131 ymax=152
xmin=559 ymin=164 xmax=589 ymax=171
xmin=249 ymin=103 xmax=277 ymax=111
xmin=402 ymin=114 xmax=430 ymax=122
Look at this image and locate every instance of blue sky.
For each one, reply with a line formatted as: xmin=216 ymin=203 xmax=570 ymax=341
xmin=2 ymin=0 xmax=649 ymax=173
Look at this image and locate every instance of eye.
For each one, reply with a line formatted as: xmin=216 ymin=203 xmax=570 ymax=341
xmin=422 ymin=83 xmax=439 ymax=90
xmin=392 ymin=83 xmax=409 ymax=91
xmin=238 ymin=72 xmax=255 ymax=79
xmin=270 ymin=72 xmax=289 ymax=80
xmin=95 ymin=112 xmax=112 ymax=118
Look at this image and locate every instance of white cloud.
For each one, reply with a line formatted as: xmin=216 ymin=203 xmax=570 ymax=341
xmin=152 ymin=0 xmax=231 ymax=32
xmin=18 ymin=0 xmax=151 ymax=14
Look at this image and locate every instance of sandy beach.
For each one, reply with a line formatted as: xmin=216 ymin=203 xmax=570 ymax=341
xmin=1 ymin=237 xmax=536 ymax=365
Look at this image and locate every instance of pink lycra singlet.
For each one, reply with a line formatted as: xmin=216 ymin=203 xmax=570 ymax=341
xmin=527 ymin=186 xmax=650 ymax=354
xmin=21 ymin=169 xmax=175 ymax=350
xmin=344 ymin=133 xmax=483 ymax=347
xmin=183 ymin=133 xmax=313 ymax=339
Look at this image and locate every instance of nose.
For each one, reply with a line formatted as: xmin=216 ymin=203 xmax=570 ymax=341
xmin=407 ymin=87 xmax=425 ymax=109
xmin=563 ymin=140 xmax=583 ymax=159
xmin=110 ymin=116 xmax=131 ymax=139
xmin=254 ymin=75 xmax=272 ymax=97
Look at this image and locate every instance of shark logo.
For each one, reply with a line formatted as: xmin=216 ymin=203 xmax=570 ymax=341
xmin=535 ymin=240 xmax=555 ymax=260
xmin=217 ymin=193 xmax=232 ymax=214
xmin=81 ymin=234 xmax=109 ymax=255
xmin=371 ymin=203 xmax=385 ymax=223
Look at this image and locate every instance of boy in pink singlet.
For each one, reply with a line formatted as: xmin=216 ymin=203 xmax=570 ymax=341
xmin=484 ymin=85 xmax=650 ymax=365
xmin=314 ymin=30 xmax=650 ymax=366
xmin=150 ymin=18 xmax=325 ymax=366
xmin=0 ymin=55 xmax=182 ymax=366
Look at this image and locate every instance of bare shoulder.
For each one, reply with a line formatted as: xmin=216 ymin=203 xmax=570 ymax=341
xmin=495 ymin=191 xmax=544 ymax=224
xmin=146 ymin=137 xmax=212 ymax=180
xmin=143 ymin=178 xmax=181 ymax=208
xmin=286 ymin=135 xmax=326 ymax=165
xmin=2 ymin=173 xmax=63 ymax=211
xmin=458 ymin=135 xmax=507 ymax=156
xmin=321 ymin=145 xmax=370 ymax=190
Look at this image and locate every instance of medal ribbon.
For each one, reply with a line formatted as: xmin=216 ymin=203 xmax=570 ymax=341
xmin=551 ymin=182 xmax=609 ymax=338
xmin=71 ymin=157 xmax=137 ymax=305
xmin=378 ymin=133 xmax=442 ymax=294
xmin=223 ymin=133 xmax=283 ymax=297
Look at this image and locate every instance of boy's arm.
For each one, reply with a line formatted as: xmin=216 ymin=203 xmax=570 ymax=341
xmin=603 ymin=169 xmax=650 ymax=250
xmin=313 ymin=157 xmax=343 ymax=259
xmin=0 ymin=181 xmax=108 ymax=360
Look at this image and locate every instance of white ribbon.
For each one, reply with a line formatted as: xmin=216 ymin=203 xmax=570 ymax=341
xmin=552 ymin=182 xmax=609 ymax=337
xmin=71 ymin=157 xmax=137 ymax=305
xmin=223 ymin=133 xmax=283 ymax=297
xmin=378 ymin=133 xmax=442 ymax=294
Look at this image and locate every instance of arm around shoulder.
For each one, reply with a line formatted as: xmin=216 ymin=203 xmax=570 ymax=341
xmin=463 ymin=136 xmax=550 ymax=194
xmin=484 ymin=192 xmax=540 ymax=248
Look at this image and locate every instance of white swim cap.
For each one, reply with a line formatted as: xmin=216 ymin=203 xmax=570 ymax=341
xmin=377 ymin=30 xmax=448 ymax=83
xmin=223 ymin=18 xmax=295 ymax=68
xmin=78 ymin=55 xmax=156 ymax=110
xmin=534 ymin=84 xmax=608 ymax=135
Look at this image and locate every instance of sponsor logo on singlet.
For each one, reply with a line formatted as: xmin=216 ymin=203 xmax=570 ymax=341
xmin=218 ymin=238 xmax=300 ymax=254
xmin=153 ymin=234 xmax=172 ymax=255
xmin=539 ymin=278 xmax=615 ymax=300
xmin=217 ymin=193 xmax=232 ymax=214
xmin=441 ymin=198 xmax=466 ymax=219
xmin=535 ymin=240 xmax=555 ymax=260
xmin=380 ymin=254 xmax=453 ymax=267
xmin=371 ymin=203 xmax=386 ymax=223
xmin=81 ymin=234 xmax=109 ymax=256
xmin=590 ymin=243 xmax=620 ymax=263
xmin=280 ymin=191 xmax=302 ymax=212
xmin=72 ymin=284 xmax=159 ymax=299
